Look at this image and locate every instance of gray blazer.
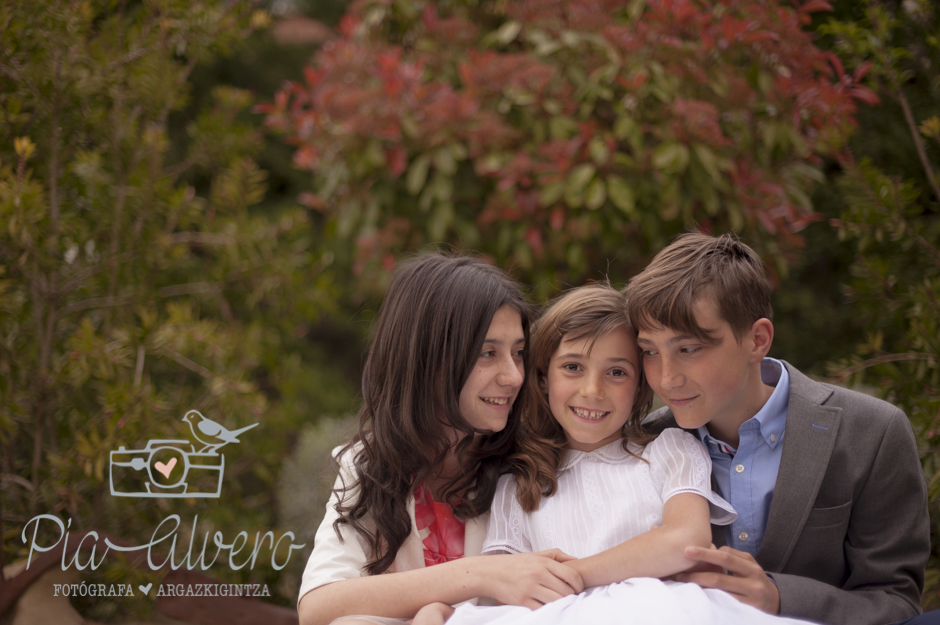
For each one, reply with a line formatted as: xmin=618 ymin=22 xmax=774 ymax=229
xmin=649 ymin=361 xmax=928 ymax=625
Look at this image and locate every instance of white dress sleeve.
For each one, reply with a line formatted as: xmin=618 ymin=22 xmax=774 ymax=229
xmin=647 ymin=429 xmax=736 ymax=526
xmin=298 ymin=445 xmax=372 ymax=604
xmin=480 ymin=473 xmax=533 ymax=554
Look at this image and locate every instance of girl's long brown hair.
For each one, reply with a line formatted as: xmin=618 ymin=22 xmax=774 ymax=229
xmin=333 ymin=252 xmax=532 ymax=575
xmin=511 ymin=283 xmax=654 ymax=513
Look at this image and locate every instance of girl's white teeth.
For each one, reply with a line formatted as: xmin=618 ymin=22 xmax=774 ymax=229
xmin=482 ymin=397 xmax=508 ymax=405
xmin=572 ymin=407 xmax=607 ymax=419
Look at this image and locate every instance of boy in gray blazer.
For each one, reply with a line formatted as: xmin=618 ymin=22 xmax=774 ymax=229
xmin=624 ymin=232 xmax=931 ymax=625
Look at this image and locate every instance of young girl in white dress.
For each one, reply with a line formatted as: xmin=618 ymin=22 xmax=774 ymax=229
xmin=417 ymin=284 xmax=815 ymax=625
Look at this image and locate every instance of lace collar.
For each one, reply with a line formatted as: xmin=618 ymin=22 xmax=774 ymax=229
xmin=558 ymin=438 xmax=644 ymax=473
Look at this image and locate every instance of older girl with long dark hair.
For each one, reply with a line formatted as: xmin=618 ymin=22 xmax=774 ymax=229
xmin=297 ymin=253 xmax=583 ymax=625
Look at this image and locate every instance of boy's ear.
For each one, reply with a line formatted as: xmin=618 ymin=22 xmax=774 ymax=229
xmin=750 ymin=318 xmax=774 ymax=361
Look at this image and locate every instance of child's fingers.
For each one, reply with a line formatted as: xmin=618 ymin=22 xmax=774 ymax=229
xmin=546 ymin=559 xmax=585 ymax=594
xmin=534 ymin=548 xmax=577 ymax=563
xmin=486 ymin=554 xmax=581 ymax=608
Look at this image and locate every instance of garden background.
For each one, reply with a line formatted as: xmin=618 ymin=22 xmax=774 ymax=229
xmin=1 ymin=0 xmax=938 ymax=622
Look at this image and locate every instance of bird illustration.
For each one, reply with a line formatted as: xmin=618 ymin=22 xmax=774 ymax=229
xmin=182 ymin=410 xmax=259 ymax=454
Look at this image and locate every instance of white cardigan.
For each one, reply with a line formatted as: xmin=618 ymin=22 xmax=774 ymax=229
xmin=298 ymin=446 xmax=488 ymax=603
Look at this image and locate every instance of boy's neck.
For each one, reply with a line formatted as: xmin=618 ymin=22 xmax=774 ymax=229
xmin=704 ymin=363 xmax=776 ymax=449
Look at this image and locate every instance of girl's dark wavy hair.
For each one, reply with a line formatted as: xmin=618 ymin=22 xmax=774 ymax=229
xmin=510 ymin=283 xmax=654 ymax=513
xmin=333 ymin=252 xmax=533 ymax=575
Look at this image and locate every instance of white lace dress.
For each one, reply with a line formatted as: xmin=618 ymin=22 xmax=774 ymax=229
xmin=446 ymin=429 xmax=817 ymax=625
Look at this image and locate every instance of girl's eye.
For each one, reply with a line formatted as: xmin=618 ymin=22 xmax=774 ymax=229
xmin=513 ymin=348 xmax=526 ymax=359
xmin=562 ymin=363 xmax=581 ymax=372
xmin=610 ymin=368 xmax=628 ymax=377
xmin=480 ymin=350 xmax=496 ymax=359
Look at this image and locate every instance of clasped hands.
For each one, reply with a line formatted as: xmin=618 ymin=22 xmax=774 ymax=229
xmin=415 ymin=544 xmax=780 ymax=625
xmin=490 ymin=544 xmax=780 ymax=615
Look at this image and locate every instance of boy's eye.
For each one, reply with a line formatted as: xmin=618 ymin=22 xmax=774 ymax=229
xmin=640 ymin=349 xmax=656 ymax=357
xmin=679 ymin=346 xmax=701 ymax=355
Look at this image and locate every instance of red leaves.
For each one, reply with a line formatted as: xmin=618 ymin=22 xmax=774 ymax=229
xmin=292 ymin=145 xmax=318 ymax=171
xmin=338 ymin=14 xmax=360 ymax=37
xmin=800 ymin=0 xmax=834 ymax=14
xmin=303 ymin=66 xmax=323 ymax=88
xmin=386 ymin=146 xmax=407 ymax=177
xmin=525 ymin=226 xmax=544 ymax=257
xmin=853 ymin=61 xmax=873 ymax=82
xmin=850 ymin=86 xmax=880 ymax=107
xmin=670 ymin=99 xmax=732 ymax=147
xmin=263 ymin=0 xmax=860 ymax=275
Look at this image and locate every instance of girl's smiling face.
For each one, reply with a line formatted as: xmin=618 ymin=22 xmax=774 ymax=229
xmin=457 ymin=305 xmax=526 ymax=434
xmin=545 ymin=326 xmax=640 ymax=452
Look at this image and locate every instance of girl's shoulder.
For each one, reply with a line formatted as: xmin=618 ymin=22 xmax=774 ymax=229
xmin=495 ymin=471 xmax=519 ymax=494
xmin=332 ymin=442 xmax=362 ymax=472
xmin=643 ymin=427 xmax=707 ymax=459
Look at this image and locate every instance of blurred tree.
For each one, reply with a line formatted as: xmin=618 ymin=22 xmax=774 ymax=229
xmin=263 ymin=0 xmax=870 ymax=297
xmin=0 ymin=0 xmax=345 ymax=618
xmin=819 ymin=0 xmax=940 ymax=607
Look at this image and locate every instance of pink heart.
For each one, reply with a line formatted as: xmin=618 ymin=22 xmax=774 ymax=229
xmin=155 ymin=458 xmax=177 ymax=479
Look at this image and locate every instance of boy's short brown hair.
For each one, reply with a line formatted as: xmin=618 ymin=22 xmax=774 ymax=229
xmin=624 ymin=232 xmax=772 ymax=342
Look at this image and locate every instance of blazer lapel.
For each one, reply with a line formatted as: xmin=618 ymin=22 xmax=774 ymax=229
xmin=756 ymin=363 xmax=842 ymax=572
xmin=399 ymin=494 xmax=427 ymax=570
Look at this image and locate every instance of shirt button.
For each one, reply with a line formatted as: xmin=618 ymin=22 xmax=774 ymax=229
xmin=739 ymin=531 xmax=749 ymax=542
xmin=770 ymin=433 xmax=776 ymax=442
xmin=735 ymin=464 xmax=745 ymax=474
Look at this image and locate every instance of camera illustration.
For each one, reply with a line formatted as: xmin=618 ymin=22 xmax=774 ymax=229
xmin=109 ymin=440 xmax=225 ymax=498
xmin=109 ymin=411 xmax=258 ymax=499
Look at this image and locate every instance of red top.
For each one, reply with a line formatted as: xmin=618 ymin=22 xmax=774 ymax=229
xmin=413 ymin=482 xmax=466 ymax=567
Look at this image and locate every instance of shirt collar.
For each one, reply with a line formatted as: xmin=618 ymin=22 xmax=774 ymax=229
xmin=558 ymin=439 xmax=639 ymax=472
xmin=697 ymin=357 xmax=789 ymax=452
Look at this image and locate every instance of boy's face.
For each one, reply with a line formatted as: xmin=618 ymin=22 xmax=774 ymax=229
xmin=636 ymin=296 xmax=769 ymax=440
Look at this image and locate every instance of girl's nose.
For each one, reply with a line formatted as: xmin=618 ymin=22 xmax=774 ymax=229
xmin=580 ymin=371 xmax=604 ymax=399
xmin=497 ymin=354 xmax=524 ymax=387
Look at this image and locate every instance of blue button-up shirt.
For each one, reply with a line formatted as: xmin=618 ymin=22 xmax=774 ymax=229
xmin=696 ymin=358 xmax=789 ymax=555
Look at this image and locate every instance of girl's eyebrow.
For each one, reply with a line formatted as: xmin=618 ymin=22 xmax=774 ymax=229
xmin=482 ymin=337 xmax=526 ymax=345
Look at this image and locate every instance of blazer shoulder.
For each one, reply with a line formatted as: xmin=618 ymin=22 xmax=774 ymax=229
xmin=783 ymin=361 xmax=905 ymax=422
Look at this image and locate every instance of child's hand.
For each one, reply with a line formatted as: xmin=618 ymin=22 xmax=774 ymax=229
xmin=535 ymin=548 xmax=578 ymax=563
xmin=412 ymin=602 xmax=454 ymax=625
xmin=473 ymin=552 xmax=584 ymax=610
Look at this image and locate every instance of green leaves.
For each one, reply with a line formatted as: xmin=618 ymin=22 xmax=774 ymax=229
xmin=606 ymin=175 xmax=636 ymax=216
xmin=584 ymin=177 xmax=606 ymax=210
xmin=406 ymin=154 xmax=430 ymax=195
xmin=1 ymin=3 xmax=339 ymax=611
xmin=652 ymin=142 xmax=690 ymax=174
xmin=268 ymin=0 xmax=857 ymax=292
